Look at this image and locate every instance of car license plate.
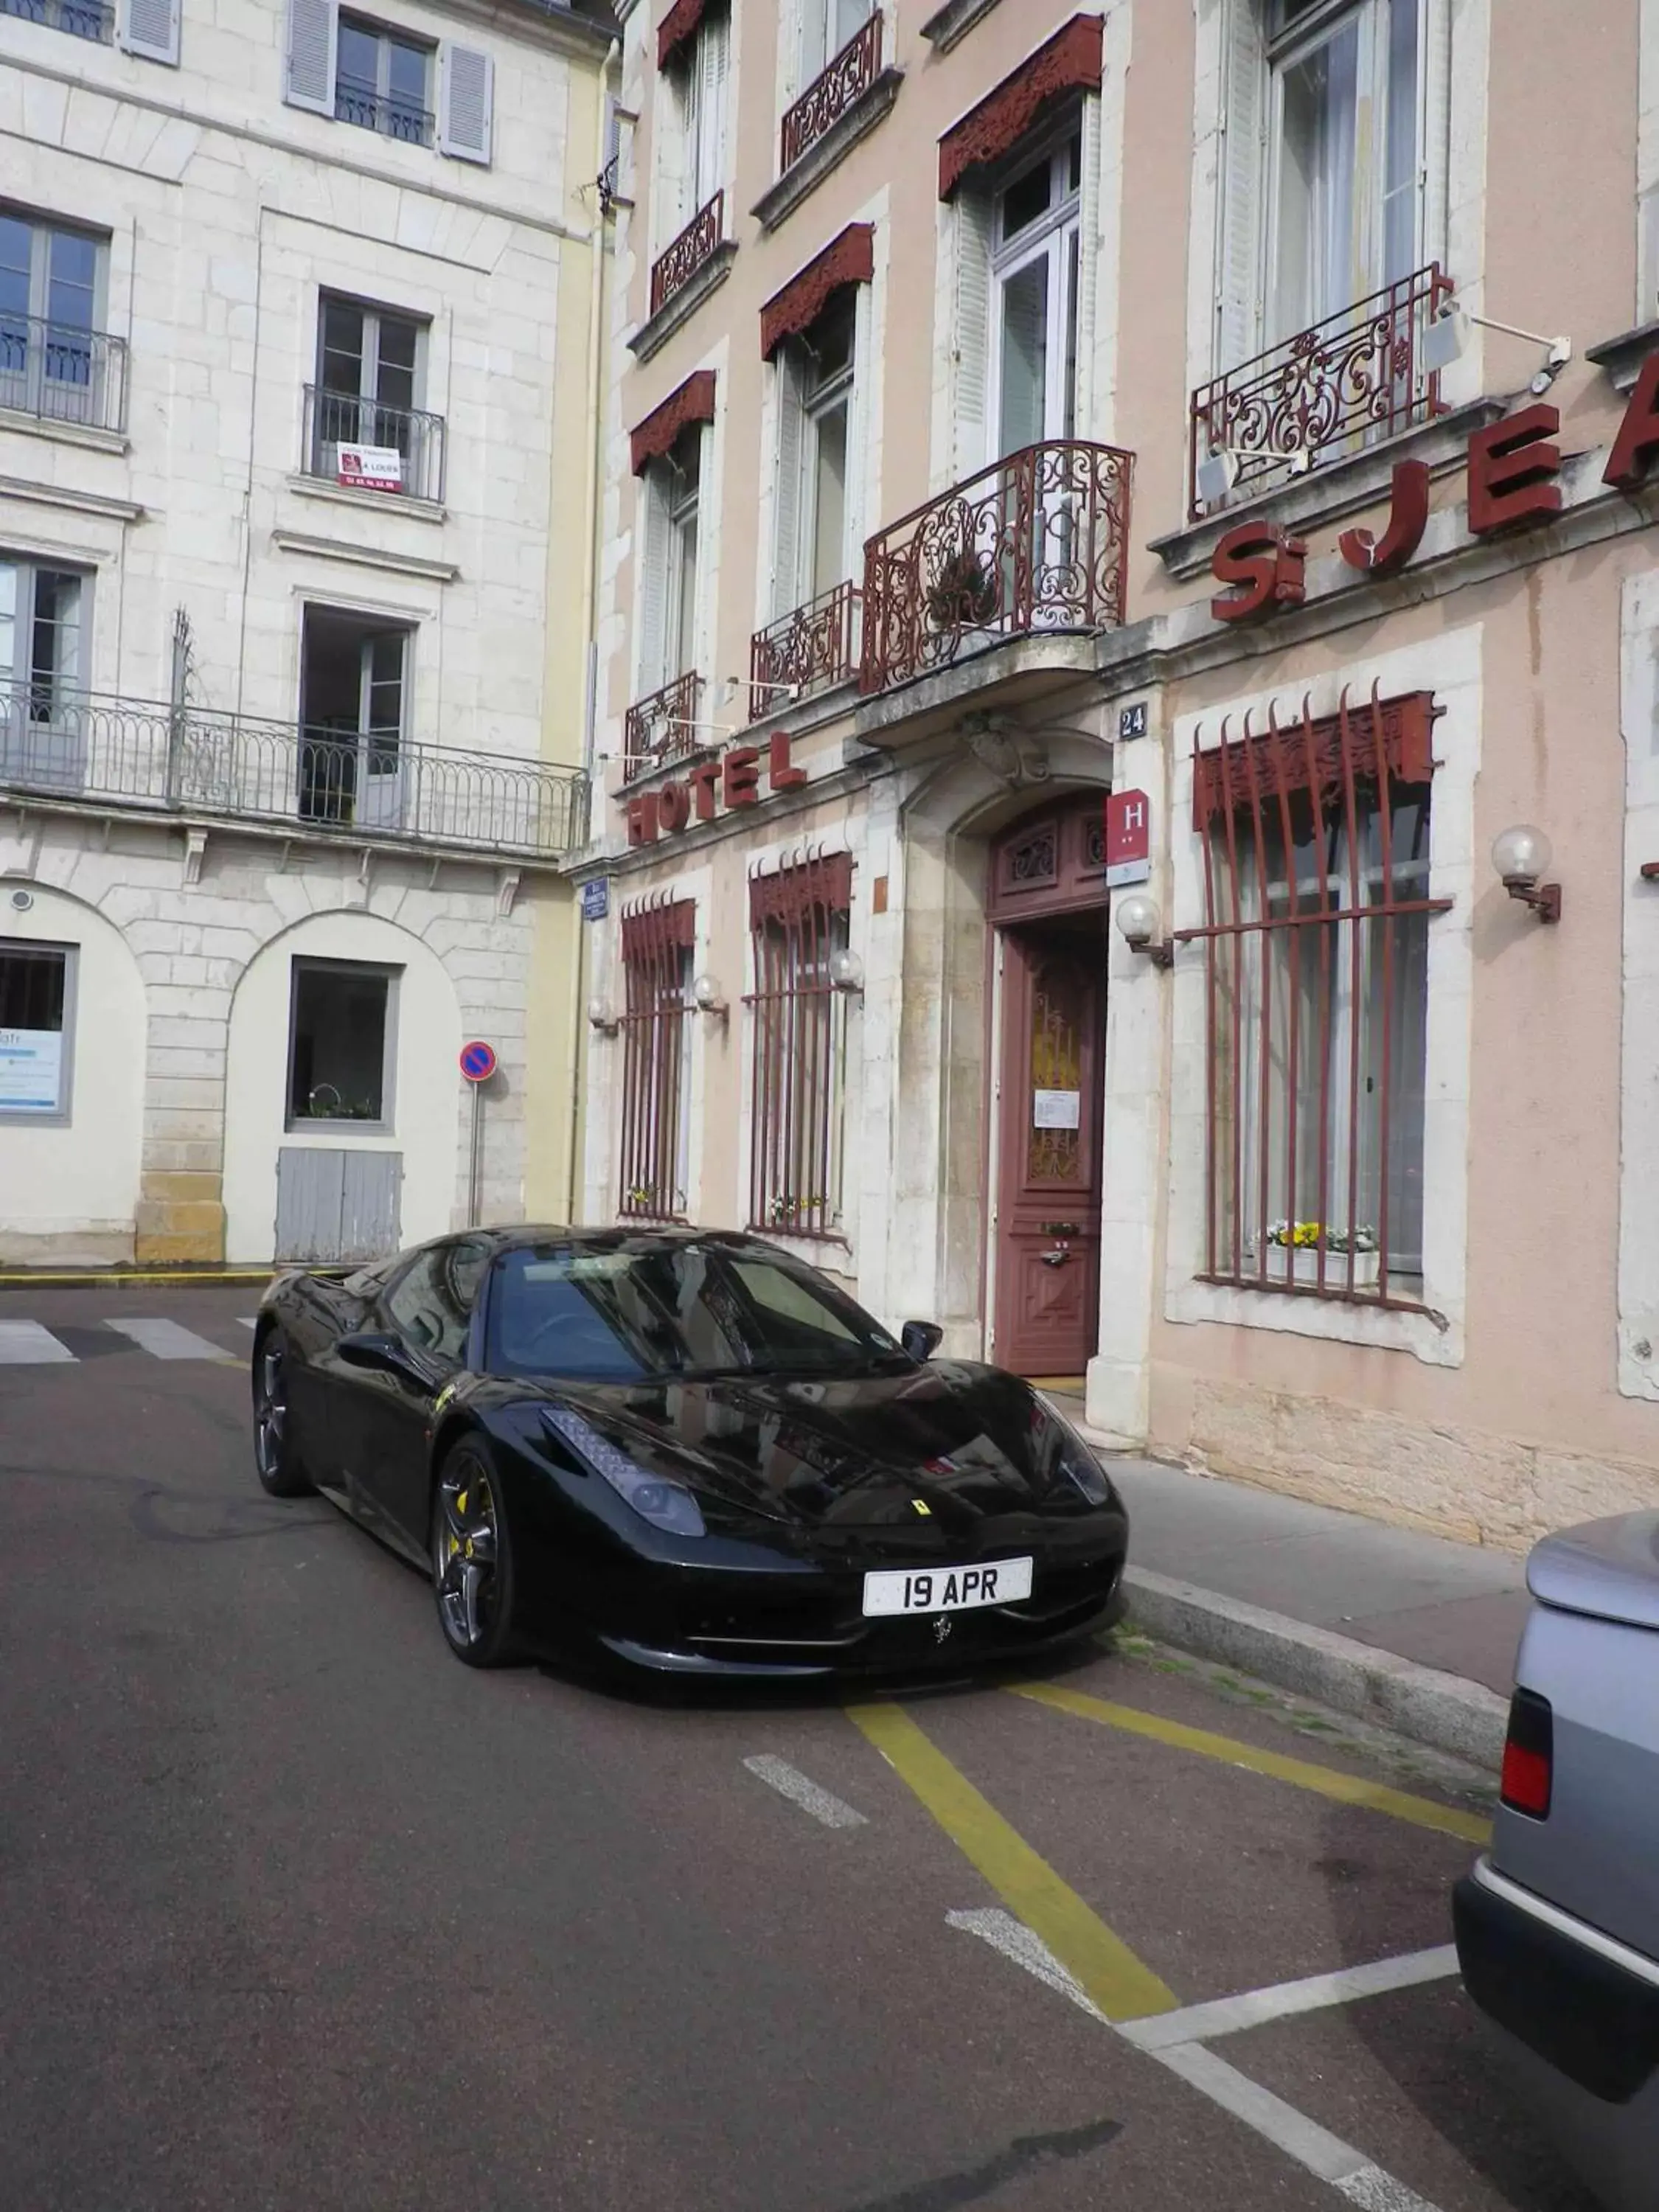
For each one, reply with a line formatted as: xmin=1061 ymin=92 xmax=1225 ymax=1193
xmin=861 ymin=1558 xmax=1034 ymax=1618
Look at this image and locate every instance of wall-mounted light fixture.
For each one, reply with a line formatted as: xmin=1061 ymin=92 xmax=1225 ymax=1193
xmin=829 ymin=947 xmax=864 ymax=995
xmin=1424 ymin=304 xmax=1572 ymax=395
xmin=690 ymin=971 xmax=728 ymax=1017
xmin=587 ymin=998 xmax=620 ymax=1036
xmin=1114 ymin=891 xmax=1175 ymax=968
xmin=1492 ymin=824 xmax=1562 ymax=922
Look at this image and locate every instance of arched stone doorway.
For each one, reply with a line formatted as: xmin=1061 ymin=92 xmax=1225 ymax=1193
xmin=985 ymin=796 xmax=1108 ymax=1378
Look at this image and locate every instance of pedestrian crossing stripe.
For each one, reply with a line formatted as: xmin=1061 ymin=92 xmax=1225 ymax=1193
xmin=0 ymin=1318 xmax=244 ymax=1365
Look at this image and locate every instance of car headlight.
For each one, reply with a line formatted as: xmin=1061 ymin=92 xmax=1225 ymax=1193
xmin=541 ymin=1406 xmax=706 ymax=1538
xmin=1048 ymin=1416 xmax=1114 ymax=1506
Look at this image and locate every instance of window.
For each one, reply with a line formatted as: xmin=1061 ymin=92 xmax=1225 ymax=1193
xmin=774 ymin=293 xmax=855 ymax=619
xmin=746 ymin=854 xmax=852 ymax=1242
xmin=0 ymin=557 xmax=87 ymax=787
xmin=335 ymin=13 xmax=434 ymax=144
xmin=310 ymin=296 xmax=440 ymax=500
xmin=0 ymin=0 xmax=111 ymax=45
xmin=385 ymin=1236 xmax=492 ymax=1361
xmin=1185 ymin=692 xmax=1446 ymax=1302
xmin=639 ymin=426 xmax=703 ymax=695
xmin=992 ymin=128 xmax=1081 ymax=456
xmin=617 ymin=900 xmax=695 ymax=1222
xmin=664 ymin=7 xmax=729 ymax=240
xmin=298 ymin=605 xmax=411 ymax=830
xmin=286 ymin=957 xmax=398 ymax=1127
xmin=0 ymin=211 xmax=108 ymax=425
xmin=0 ymin=939 xmax=74 ymax=1120
xmin=799 ymin=0 xmax=870 ymax=89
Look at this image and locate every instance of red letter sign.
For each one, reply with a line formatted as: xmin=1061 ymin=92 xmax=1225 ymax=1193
xmin=689 ymin=759 xmax=720 ymax=821
xmin=1467 ymin=403 xmax=1562 ymax=534
xmin=722 ymin=747 xmax=761 ymax=807
xmin=657 ymin=779 xmax=690 ymax=834
xmin=1340 ymin=460 xmax=1430 ymax=573
xmin=767 ymin=730 xmax=807 ymax=791
xmin=1606 ymin=354 xmax=1659 ymax=492
xmin=625 ymin=792 xmax=659 ymax=846
xmin=1211 ymin=524 xmax=1307 ymax=622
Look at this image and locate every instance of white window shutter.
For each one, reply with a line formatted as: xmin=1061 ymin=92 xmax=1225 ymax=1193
xmin=439 ymin=44 xmax=495 ymax=165
xmin=695 ymin=12 xmax=729 ymax=207
xmin=953 ymin=188 xmax=994 ymax=477
xmin=1216 ymin=0 xmax=1267 ymax=373
xmin=118 ymin=0 xmax=179 ymax=65
xmin=284 ymin=0 xmax=337 ymax=114
xmin=637 ymin=469 xmax=669 ymax=696
xmin=772 ymin=349 xmax=807 ymax=620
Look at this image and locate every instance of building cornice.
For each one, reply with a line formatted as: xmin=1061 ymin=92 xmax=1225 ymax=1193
xmin=270 ymin=529 xmax=461 ymax=582
xmin=0 ymin=473 xmax=145 ymax=525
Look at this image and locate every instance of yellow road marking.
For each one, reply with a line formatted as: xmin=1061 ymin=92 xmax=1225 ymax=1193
xmin=847 ymin=1700 xmax=1178 ymax=2020
xmin=1009 ymin=1682 xmax=1492 ymax=1846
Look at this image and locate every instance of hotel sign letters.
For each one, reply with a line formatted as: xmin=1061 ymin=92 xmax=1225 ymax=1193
xmin=625 ymin=731 xmax=808 ymax=846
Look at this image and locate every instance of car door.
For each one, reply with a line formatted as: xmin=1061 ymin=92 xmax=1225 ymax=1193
xmin=359 ymin=1235 xmax=493 ymax=1551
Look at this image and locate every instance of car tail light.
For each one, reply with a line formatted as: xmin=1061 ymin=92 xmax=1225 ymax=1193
xmin=1500 ymin=1687 xmax=1554 ymax=1819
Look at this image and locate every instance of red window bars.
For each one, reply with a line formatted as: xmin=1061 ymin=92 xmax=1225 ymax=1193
xmin=749 ymin=582 xmax=861 ymax=723
xmin=781 ymin=12 xmax=883 ymax=173
xmin=618 ymin=897 xmax=695 ymax=1220
xmin=746 ymin=852 xmax=852 ymax=1241
xmin=623 ymin=670 xmax=704 ymax=784
xmin=1175 ymin=688 xmax=1450 ymax=1306
xmin=650 ymin=191 xmax=726 ymax=319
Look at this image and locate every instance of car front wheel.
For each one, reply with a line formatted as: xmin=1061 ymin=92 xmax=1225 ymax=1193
xmin=432 ymin=1439 xmax=518 ymax=1668
xmin=253 ymin=1328 xmax=313 ymax=1498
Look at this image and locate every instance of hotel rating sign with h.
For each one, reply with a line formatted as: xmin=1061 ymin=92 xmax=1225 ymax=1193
xmin=1105 ymin=790 xmax=1152 ymax=889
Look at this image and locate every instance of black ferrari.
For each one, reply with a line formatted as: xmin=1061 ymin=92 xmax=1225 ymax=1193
xmin=252 ymin=1227 xmax=1130 ymax=1677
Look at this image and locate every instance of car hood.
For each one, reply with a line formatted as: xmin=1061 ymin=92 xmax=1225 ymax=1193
xmin=1528 ymin=1510 xmax=1659 ymax=1632
xmin=521 ymin=1361 xmax=1112 ymax=1534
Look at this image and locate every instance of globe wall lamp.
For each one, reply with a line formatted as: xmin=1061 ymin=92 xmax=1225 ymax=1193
xmin=1492 ymin=824 xmax=1562 ymax=922
xmin=1115 ymin=891 xmax=1175 ymax=968
xmin=691 ymin=972 xmax=728 ymax=1018
xmin=829 ymin=947 xmax=865 ymax=995
xmin=587 ymin=998 xmax=620 ymax=1036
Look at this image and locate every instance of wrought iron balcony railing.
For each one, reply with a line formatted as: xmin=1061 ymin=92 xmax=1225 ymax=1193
xmin=1 ymin=0 xmax=111 ymax=39
xmin=623 ymin=671 xmax=703 ymax=782
xmin=781 ymin=12 xmax=883 ymax=171
xmin=334 ymin=76 xmax=435 ymax=146
xmin=650 ymin=192 xmax=725 ymax=318
xmin=0 ymin=315 xmax=128 ymax=434
xmin=859 ymin=440 xmax=1133 ymax=695
xmin=0 ymin=691 xmax=588 ymax=859
xmin=1189 ymin=263 xmax=1454 ymax=519
xmin=750 ymin=583 xmax=860 ymax=723
xmin=301 ymin=386 xmax=447 ymax=504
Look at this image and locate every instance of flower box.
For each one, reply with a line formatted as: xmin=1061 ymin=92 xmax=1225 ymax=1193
xmin=1267 ymin=1245 xmax=1380 ymax=1290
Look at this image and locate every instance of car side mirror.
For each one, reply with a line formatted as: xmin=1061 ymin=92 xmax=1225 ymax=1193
xmin=338 ymin=1329 xmax=419 ymax=1378
xmin=901 ymin=1321 xmax=944 ymax=1363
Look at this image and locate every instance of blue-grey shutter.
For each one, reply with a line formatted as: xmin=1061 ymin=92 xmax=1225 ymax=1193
xmin=953 ymin=188 xmax=994 ymax=478
xmin=117 ymin=0 xmax=179 ymax=65
xmin=1217 ymin=0 xmax=1267 ymax=373
xmin=284 ymin=0 xmax=337 ymax=114
xmin=439 ymin=44 xmax=494 ymax=165
xmin=772 ymin=349 xmax=807 ymax=619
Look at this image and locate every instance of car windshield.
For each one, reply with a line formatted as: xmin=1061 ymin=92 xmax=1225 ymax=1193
xmin=486 ymin=1242 xmax=909 ymax=1382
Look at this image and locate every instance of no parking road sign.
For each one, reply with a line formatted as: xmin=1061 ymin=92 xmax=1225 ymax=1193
xmin=459 ymin=1040 xmax=498 ymax=1084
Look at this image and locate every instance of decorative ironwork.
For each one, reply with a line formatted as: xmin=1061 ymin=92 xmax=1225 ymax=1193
xmin=0 ymin=689 xmax=588 ymax=859
xmin=937 ymin=12 xmax=1103 ymax=199
xmin=650 ymin=192 xmax=726 ymax=319
xmin=1189 ymin=264 xmax=1455 ymax=520
xmin=301 ymin=386 xmax=446 ymax=504
xmin=1028 ymin=952 xmax=1087 ymax=1184
xmin=1082 ymin=818 xmax=1107 ymax=872
xmin=623 ymin=671 xmax=705 ymax=782
xmin=781 ymin=13 xmax=883 ymax=173
xmin=0 ymin=314 xmax=128 ymax=434
xmin=860 ymin=439 xmax=1133 ymax=695
xmin=334 ymin=77 xmax=434 ymax=146
xmin=750 ymin=584 xmax=861 ymax=723
xmin=0 ymin=0 xmax=110 ymax=38
xmin=746 ymin=852 xmax=852 ymax=1242
xmin=619 ymin=896 xmax=695 ymax=1222
xmin=1175 ymin=686 xmax=1453 ymax=1307
xmin=1006 ymin=827 xmax=1058 ymax=886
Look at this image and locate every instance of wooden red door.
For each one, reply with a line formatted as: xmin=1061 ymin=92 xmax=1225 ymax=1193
xmin=990 ymin=917 xmax=1105 ymax=1377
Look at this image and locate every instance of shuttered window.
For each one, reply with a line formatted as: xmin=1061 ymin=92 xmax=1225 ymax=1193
xmin=117 ymin=0 xmax=179 ymax=64
xmin=439 ymin=41 xmax=494 ymax=164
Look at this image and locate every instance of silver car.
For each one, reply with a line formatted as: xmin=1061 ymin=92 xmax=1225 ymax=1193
xmin=1455 ymin=1512 xmax=1659 ymax=2211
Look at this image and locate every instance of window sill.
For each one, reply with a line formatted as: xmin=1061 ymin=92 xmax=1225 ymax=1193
xmin=0 ymin=407 xmax=128 ymax=455
xmin=1148 ymin=396 xmax=1511 ymax=583
xmin=750 ymin=68 xmax=904 ymax=234
xmin=1166 ymin=1273 xmax=1458 ymax=1368
xmin=919 ymin=0 xmax=1002 ymax=49
xmin=270 ymin=527 xmax=461 ymax=583
xmin=286 ymin=474 xmax=448 ymax=525
xmin=627 ymin=240 xmax=738 ymax=365
xmin=1587 ymin=319 xmax=1659 ymax=394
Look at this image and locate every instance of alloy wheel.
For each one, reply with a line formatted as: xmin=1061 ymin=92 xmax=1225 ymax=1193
xmin=435 ymin=1455 xmax=501 ymax=1651
xmin=254 ymin=1338 xmax=287 ymax=1480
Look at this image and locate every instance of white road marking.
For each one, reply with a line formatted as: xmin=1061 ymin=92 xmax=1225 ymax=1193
xmin=949 ymin=1913 xmax=1449 ymax=2212
xmin=742 ymin=1755 xmax=868 ymax=1829
xmin=103 ymin=1318 xmax=237 ymax=1363
xmin=0 ymin=1320 xmax=75 ymax=1364
xmin=239 ymin=1317 xmax=258 ymax=1329
xmin=1118 ymin=1946 xmax=1461 ymax=2051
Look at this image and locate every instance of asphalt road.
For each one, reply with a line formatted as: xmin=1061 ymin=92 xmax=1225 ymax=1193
xmin=0 ymin=1285 xmax=1601 ymax=2212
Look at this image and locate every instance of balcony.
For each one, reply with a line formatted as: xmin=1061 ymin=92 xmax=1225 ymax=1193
xmin=650 ymin=192 xmax=726 ymax=319
xmin=301 ymin=385 xmax=447 ymax=504
xmin=859 ymin=441 xmax=1133 ymax=696
xmin=0 ymin=692 xmax=588 ymax=860
xmin=334 ymin=75 xmax=434 ymax=147
xmin=623 ymin=671 xmax=703 ymax=783
xmin=782 ymin=13 xmax=883 ymax=172
xmin=1189 ymin=263 xmax=1453 ymax=520
xmin=750 ymin=584 xmax=860 ymax=724
xmin=0 ymin=0 xmax=111 ymax=39
xmin=0 ymin=315 xmax=128 ymax=435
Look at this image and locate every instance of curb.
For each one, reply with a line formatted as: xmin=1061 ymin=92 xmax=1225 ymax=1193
xmin=0 ymin=1268 xmax=281 ymax=1289
xmin=1122 ymin=1565 xmax=1510 ymax=1773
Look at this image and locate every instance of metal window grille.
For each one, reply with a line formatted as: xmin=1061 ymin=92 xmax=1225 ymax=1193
xmin=618 ymin=898 xmax=695 ymax=1221
xmin=746 ymin=852 xmax=852 ymax=1241
xmin=1175 ymin=688 xmax=1450 ymax=1306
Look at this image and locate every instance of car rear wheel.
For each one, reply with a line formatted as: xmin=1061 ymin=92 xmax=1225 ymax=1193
xmin=432 ymin=1439 xmax=518 ymax=1668
xmin=252 ymin=1328 xmax=313 ymax=1498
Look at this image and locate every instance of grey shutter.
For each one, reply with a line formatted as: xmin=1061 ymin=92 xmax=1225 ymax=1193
xmin=637 ymin=468 xmax=669 ymax=695
xmin=439 ymin=43 xmax=495 ymax=165
xmin=694 ymin=11 xmax=728 ymax=207
xmin=1216 ymin=0 xmax=1267 ymax=373
xmin=117 ymin=0 xmax=179 ymax=65
xmin=953 ymin=187 xmax=995 ymax=477
xmin=284 ymin=0 xmax=337 ymax=114
xmin=772 ymin=349 xmax=807 ymax=619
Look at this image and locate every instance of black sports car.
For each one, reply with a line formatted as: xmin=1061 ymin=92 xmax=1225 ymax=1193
xmin=252 ymin=1227 xmax=1130 ymax=1676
